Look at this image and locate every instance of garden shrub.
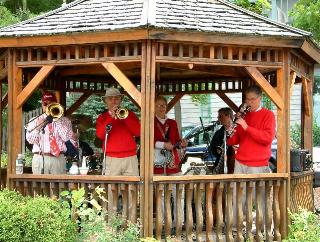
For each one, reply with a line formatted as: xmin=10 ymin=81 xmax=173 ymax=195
xmin=283 ymin=208 xmax=320 ymax=242
xmin=0 ymin=189 xmax=77 ymax=242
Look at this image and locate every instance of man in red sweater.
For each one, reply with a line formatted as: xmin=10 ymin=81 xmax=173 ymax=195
xmin=96 ymin=87 xmax=140 ymax=176
xmin=227 ymin=85 xmax=275 ymax=173
xmin=227 ymin=85 xmax=276 ymax=232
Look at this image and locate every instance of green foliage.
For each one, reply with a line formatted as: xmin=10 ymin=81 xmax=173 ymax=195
xmin=262 ymin=92 xmax=273 ymax=110
xmin=231 ymin=0 xmax=271 ymax=16
xmin=290 ymin=0 xmax=320 ymax=45
xmin=314 ymin=76 xmax=320 ymax=95
xmin=0 ymin=5 xmax=19 ymax=27
xmin=283 ymin=208 xmax=320 ymax=242
xmin=0 ymin=152 xmax=7 ymax=167
xmin=191 ymin=94 xmax=209 ymax=106
xmin=290 ymin=116 xmax=320 ymax=147
xmin=0 ymin=189 xmax=77 ymax=242
xmin=60 ymin=187 xmax=141 ymax=242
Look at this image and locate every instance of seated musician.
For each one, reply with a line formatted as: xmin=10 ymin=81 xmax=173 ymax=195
xmin=209 ymin=107 xmax=235 ymax=174
xmin=26 ymin=92 xmax=77 ymax=174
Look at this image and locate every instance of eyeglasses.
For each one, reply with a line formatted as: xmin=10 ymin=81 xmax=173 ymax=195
xmin=245 ymin=96 xmax=259 ymax=102
xmin=156 ymin=104 xmax=166 ymax=108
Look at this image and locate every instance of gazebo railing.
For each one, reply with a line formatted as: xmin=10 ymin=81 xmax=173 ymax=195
xmin=9 ymin=174 xmax=141 ymax=224
xmin=153 ymin=174 xmax=288 ymax=242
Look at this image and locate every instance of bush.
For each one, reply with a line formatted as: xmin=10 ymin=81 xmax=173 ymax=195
xmin=290 ymin=117 xmax=320 ymax=148
xmin=283 ymin=209 xmax=320 ymax=242
xmin=60 ymin=187 xmax=142 ymax=242
xmin=0 ymin=189 xmax=77 ymax=242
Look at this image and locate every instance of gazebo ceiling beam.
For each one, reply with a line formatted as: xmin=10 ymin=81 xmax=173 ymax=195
xmin=16 ymin=65 xmax=55 ymax=109
xmin=244 ymin=66 xmax=284 ymax=110
xmin=157 ymin=58 xmax=282 ymax=69
xmin=65 ymin=92 xmax=91 ymax=116
xmin=301 ymin=40 xmax=320 ymax=64
xmin=160 ymin=63 xmax=246 ymax=78
xmin=101 ymin=62 xmax=141 ymax=107
xmin=166 ymin=94 xmax=184 ymax=113
xmin=216 ymin=91 xmax=239 ymax=113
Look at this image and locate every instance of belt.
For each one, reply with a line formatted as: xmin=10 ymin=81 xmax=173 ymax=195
xmin=33 ymin=152 xmax=55 ymax=157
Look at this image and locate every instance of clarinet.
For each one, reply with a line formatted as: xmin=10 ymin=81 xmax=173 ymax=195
xmin=226 ymin=103 xmax=251 ymax=137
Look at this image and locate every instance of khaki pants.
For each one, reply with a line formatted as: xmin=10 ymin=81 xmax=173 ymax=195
xmin=103 ymin=155 xmax=139 ymax=218
xmin=32 ymin=154 xmax=66 ymax=174
xmin=233 ymin=160 xmax=270 ymax=230
xmin=103 ymin=155 xmax=139 ymax=176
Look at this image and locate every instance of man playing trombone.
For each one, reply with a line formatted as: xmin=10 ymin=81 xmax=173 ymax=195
xmin=96 ymin=87 xmax=140 ymax=176
xmin=26 ymin=92 xmax=76 ymax=174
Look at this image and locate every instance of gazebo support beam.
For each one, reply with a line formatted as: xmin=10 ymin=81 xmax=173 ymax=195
xmin=244 ymin=67 xmax=284 ymax=110
xmin=289 ymin=71 xmax=297 ymax=97
xmin=216 ymin=91 xmax=238 ymax=112
xmin=302 ymin=77 xmax=311 ymax=117
xmin=16 ymin=65 xmax=55 ymax=109
xmin=166 ymin=94 xmax=184 ymax=113
xmin=101 ymin=62 xmax=141 ymax=107
xmin=65 ymin=92 xmax=91 ymax=116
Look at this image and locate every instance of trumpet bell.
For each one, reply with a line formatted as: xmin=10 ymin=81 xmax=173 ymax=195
xmin=115 ymin=107 xmax=129 ymax=119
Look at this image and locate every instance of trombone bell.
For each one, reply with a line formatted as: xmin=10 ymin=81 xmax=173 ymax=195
xmin=46 ymin=103 xmax=64 ymax=121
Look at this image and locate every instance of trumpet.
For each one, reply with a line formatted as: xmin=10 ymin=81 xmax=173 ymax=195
xmin=115 ymin=107 xmax=129 ymax=119
xmin=25 ymin=103 xmax=64 ymax=131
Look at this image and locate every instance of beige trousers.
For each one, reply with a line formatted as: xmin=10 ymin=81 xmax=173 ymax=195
xmin=32 ymin=154 xmax=66 ymax=174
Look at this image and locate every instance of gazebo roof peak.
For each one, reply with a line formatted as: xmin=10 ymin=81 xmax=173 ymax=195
xmin=0 ymin=0 xmax=312 ymax=39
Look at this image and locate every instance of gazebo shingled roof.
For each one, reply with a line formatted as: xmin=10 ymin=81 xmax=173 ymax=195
xmin=0 ymin=0 xmax=311 ymax=38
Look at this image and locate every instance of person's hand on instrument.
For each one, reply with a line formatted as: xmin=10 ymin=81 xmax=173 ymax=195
xmin=180 ymin=138 xmax=188 ymax=148
xmin=235 ymin=117 xmax=248 ymax=130
xmin=164 ymin=142 xmax=174 ymax=150
xmin=109 ymin=106 xmax=118 ymax=119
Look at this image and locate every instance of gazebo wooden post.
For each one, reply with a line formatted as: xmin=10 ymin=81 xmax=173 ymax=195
xmin=276 ymin=49 xmax=290 ymax=237
xmin=140 ymin=39 xmax=155 ymax=237
xmin=7 ymin=49 xmax=23 ymax=185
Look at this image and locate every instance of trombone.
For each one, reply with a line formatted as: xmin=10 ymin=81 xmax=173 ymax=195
xmin=25 ymin=103 xmax=64 ymax=132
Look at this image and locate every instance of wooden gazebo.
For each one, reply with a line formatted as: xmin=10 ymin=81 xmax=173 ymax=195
xmin=0 ymin=0 xmax=319 ymax=241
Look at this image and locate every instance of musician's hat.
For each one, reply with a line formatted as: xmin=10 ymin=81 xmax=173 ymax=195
xmin=102 ymin=87 xmax=123 ymax=102
xmin=41 ymin=92 xmax=57 ymax=104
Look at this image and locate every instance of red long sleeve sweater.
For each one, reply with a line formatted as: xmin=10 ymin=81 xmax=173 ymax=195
xmin=227 ymin=108 xmax=275 ymax=167
xmin=96 ymin=110 xmax=140 ymax=158
xmin=154 ymin=118 xmax=182 ymax=175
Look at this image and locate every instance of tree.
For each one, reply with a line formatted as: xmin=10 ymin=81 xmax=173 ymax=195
xmin=290 ymin=0 xmax=320 ymax=45
xmin=231 ymin=0 xmax=271 ymax=16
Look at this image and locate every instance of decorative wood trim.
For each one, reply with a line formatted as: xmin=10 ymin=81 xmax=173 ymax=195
xmin=244 ymin=66 xmax=284 ymax=110
xmin=64 ymin=92 xmax=91 ymax=116
xmin=101 ymin=62 xmax=141 ymax=107
xmin=16 ymin=65 xmax=55 ymax=108
xmin=216 ymin=91 xmax=238 ymax=112
xmin=166 ymin=94 xmax=184 ymax=113
xmin=149 ymin=30 xmax=304 ymax=48
xmin=302 ymin=77 xmax=311 ymax=117
xmin=0 ymin=30 xmax=148 ymax=48
xmin=289 ymin=71 xmax=297 ymax=97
